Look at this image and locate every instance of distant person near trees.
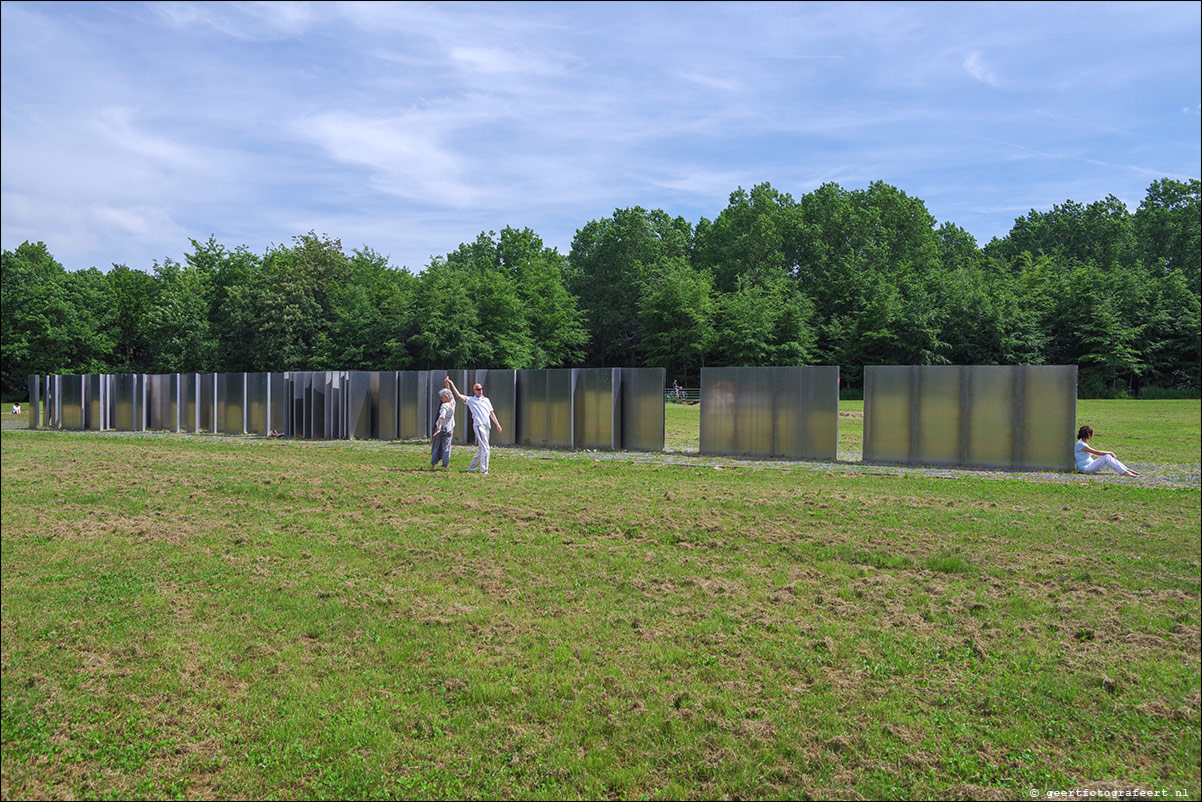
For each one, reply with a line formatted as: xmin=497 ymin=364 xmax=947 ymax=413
xmin=446 ymin=377 xmax=502 ymax=474
xmin=1075 ymin=425 xmax=1139 ymax=477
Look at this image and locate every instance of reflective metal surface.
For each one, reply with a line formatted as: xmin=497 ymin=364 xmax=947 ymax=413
xmin=863 ymin=365 xmax=1077 ymax=470
xmin=398 ymin=371 xmax=428 ymax=439
xmin=621 ymin=368 xmax=665 ymax=452
xmin=85 ymin=374 xmax=104 ymax=430
xmin=347 ymin=371 xmax=373 ymax=440
xmin=145 ymin=374 xmax=178 ymax=431
xmin=517 ymin=369 xmax=576 ymax=448
xmin=245 ymin=372 xmax=269 ymax=435
xmin=701 ymin=367 xmax=839 ymax=459
xmin=112 ymin=373 xmax=141 ymax=431
xmin=268 ymin=373 xmax=288 ymax=436
xmin=377 ymin=371 xmax=399 ymax=440
xmin=27 ymin=375 xmax=40 ymax=429
xmin=216 ymin=373 xmax=245 ymax=434
xmin=574 ymin=368 xmax=621 ymax=451
xmin=60 ymin=375 xmax=85 ymax=430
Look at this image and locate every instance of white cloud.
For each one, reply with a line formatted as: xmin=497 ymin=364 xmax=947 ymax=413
xmin=963 ymin=52 xmax=1001 ymax=87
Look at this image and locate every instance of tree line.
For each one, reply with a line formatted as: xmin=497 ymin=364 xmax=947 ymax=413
xmin=2 ymin=178 xmax=1198 ymax=401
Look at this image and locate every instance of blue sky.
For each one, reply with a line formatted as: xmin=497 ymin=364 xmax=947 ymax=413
xmin=2 ymin=1 xmax=1199 ymax=273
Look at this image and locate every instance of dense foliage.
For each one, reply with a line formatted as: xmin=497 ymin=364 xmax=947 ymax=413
xmin=3 ymin=179 xmax=1199 ymax=399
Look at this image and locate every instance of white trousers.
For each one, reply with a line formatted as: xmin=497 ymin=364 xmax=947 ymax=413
xmin=1081 ymin=454 xmax=1131 ymax=475
xmin=469 ymin=423 xmax=491 ymax=473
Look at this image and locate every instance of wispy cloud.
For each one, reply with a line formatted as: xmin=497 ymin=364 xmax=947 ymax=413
xmin=963 ymin=52 xmax=1001 ymax=87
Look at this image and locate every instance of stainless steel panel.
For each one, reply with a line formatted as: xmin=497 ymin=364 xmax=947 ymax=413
xmin=60 ymin=375 xmax=85 ymax=430
xmin=517 ymin=369 xmax=547 ymax=446
xmin=863 ymin=366 xmax=913 ymax=463
xmin=199 ymin=373 xmax=215 ymax=432
xmin=310 ymin=373 xmax=326 ymax=439
xmin=620 ymin=367 xmax=665 ymax=452
xmin=965 ymin=366 xmax=1016 ymax=467
xmin=347 ymin=371 xmax=373 ymax=440
xmin=112 ymin=374 xmax=140 ymax=431
xmin=703 ymin=367 xmax=839 ymax=459
xmin=700 ymin=368 xmax=738 ymax=455
xmin=916 ymin=366 xmax=963 ymax=465
xmin=27 ymin=375 xmax=40 ymax=429
xmin=268 ymin=373 xmax=288 ymax=436
xmin=288 ymin=371 xmax=313 ymax=438
xmin=86 ymin=374 xmax=105 ymax=430
xmin=546 ymin=369 xmax=575 ymax=448
xmin=1018 ymin=365 xmax=1077 ymax=470
xmin=216 ymin=373 xmax=245 ymax=434
xmin=791 ymin=366 xmax=840 ymax=460
xmin=146 ymin=374 xmax=178 ymax=431
xmin=398 ymin=371 xmax=428 ymax=439
xmin=245 ymin=372 xmax=269 ymax=435
xmin=864 ymin=365 xmax=1077 ymax=470
xmin=321 ymin=371 xmax=347 ymax=440
xmin=573 ymin=368 xmax=620 ymax=450
xmin=469 ymin=369 xmax=516 ymax=446
xmin=378 ymin=371 xmax=399 ymax=440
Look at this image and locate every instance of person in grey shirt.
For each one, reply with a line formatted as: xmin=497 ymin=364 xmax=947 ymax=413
xmin=430 ymin=388 xmax=455 ymax=470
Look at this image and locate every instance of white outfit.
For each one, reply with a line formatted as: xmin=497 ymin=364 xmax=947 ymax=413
xmin=1075 ymin=439 xmax=1132 ymax=475
xmin=463 ymin=395 xmax=495 ymax=473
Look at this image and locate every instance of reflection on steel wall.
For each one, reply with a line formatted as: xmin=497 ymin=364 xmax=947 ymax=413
xmin=268 ymin=373 xmax=287 ymax=436
xmin=146 ymin=374 xmax=178 ymax=431
xmin=378 ymin=371 xmax=399 ymax=440
xmin=113 ymin=374 xmax=141 ymax=431
xmin=245 ymin=373 xmax=269 ymax=435
xmin=863 ymin=365 xmax=1077 ymax=470
xmin=517 ymin=369 xmax=576 ymax=448
xmin=347 ymin=371 xmax=373 ymax=440
xmin=621 ymin=368 xmax=665 ymax=452
xmin=323 ymin=371 xmax=346 ymax=440
xmin=60 ymin=375 xmax=85 ymax=430
xmin=700 ymin=367 xmax=840 ymax=460
xmin=398 ymin=371 xmax=428 ymax=439
xmin=288 ymin=372 xmax=311 ymax=438
xmin=86 ymin=374 xmax=106 ymax=430
xmin=468 ymin=369 xmax=516 ymax=446
xmin=27 ymin=375 xmax=40 ymax=429
xmin=216 ymin=373 xmax=245 ymax=435
xmin=573 ymin=368 xmax=621 ymax=450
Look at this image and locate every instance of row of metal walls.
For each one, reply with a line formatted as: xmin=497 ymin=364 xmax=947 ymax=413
xmin=26 ymin=368 xmax=668 ymax=452
xmin=26 ymin=365 xmax=1076 ymax=470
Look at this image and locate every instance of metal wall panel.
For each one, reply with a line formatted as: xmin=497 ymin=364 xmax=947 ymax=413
xmin=378 ymin=371 xmax=399 ymax=440
xmin=398 ymin=371 xmax=428 ymax=439
xmin=468 ymin=369 xmax=516 ymax=446
xmin=60 ymin=375 xmax=85 ymax=430
xmin=84 ymin=374 xmax=101 ymax=430
xmin=1018 ymin=365 xmax=1077 ymax=470
xmin=145 ymin=374 xmax=178 ymax=431
xmin=267 ymin=373 xmax=288 ymax=436
xmin=573 ymin=368 xmax=620 ymax=450
xmin=216 ymin=373 xmax=245 ymax=435
xmin=27 ymin=375 xmax=40 ymax=429
xmin=347 ymin=371 xmax=373 ymax=440
xmin=112 ymin=374 xmax=140 ymax=431
xmin=701 ymin=367 xmax=839 ymax=459
xmin=863 ymin=366 xmax=913 ymax=463
xmin=620 ymin=367 xmax=665 ymax=452
xmin=546 ymin=369 xmax=575 ymax=448
xmin=245 ymin=372 xmax=269 ymax=435
xmin=517 ymin=369 xmax=547 ymax=447
xmin=863 ymin=365 xmax=1077 ymax=470
xmin=181 ymin=373 xmax=202 ymax=433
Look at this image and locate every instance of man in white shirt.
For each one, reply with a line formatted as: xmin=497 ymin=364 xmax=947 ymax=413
xmin=446 ymin=376 xmax=503 ymax=474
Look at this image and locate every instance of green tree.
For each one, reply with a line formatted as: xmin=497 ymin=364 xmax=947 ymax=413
xmin=568 ymin=207 xmax=692 ymax=366
xmin=1134 ymin=178 xmax=1201 ymax=292
xmin=637 ymin=258 xmax=715 ymax=383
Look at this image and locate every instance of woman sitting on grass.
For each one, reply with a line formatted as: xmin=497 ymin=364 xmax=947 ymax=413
xmin=1075 ymin=425 xmax=1139 ymax=477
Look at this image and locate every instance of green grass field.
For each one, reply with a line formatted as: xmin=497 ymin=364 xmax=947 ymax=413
xmin=2 ymin=401 xmax=1199 ymax=800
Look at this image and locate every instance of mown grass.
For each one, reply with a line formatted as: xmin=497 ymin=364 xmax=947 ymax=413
xmin=2 ymin=401 xmax=1200 ymax=800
